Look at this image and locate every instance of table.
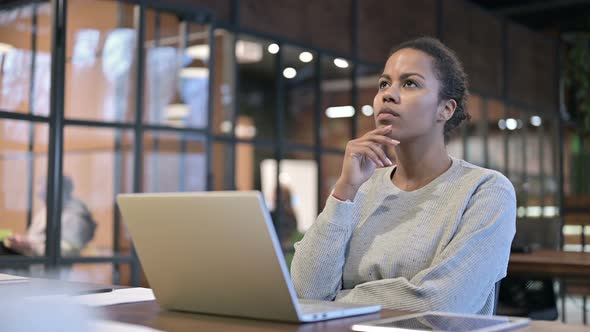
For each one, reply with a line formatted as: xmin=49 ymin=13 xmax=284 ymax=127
xmin=2 ymin=277 xmax=588 ymax=331
xmin=509 ymin=249 xmax=590 ymax=280
xmin=100 ymin=300 xmax=589 ymax=332
xmin=508 ymin=249 xmax=590 ymax=325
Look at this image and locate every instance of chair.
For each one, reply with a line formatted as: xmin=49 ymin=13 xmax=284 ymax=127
xmin=496 ymin=217 xmax=561 ymax=320
xmin=493 ymin=280 xmax=501 ymax=315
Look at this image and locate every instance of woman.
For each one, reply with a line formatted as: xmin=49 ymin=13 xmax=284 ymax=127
xmin=290 ymin=37 xmax=516 ymax=315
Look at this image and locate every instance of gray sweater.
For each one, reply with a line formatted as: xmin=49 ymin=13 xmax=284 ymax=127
xmin=291 ymin=157 xmax=516 ymax=315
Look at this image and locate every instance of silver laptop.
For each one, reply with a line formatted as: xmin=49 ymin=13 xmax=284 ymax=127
xmin=117 ymin=191 xmax=381 ymax=323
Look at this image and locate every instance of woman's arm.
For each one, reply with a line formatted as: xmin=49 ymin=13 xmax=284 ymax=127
xmin=291 ymin=126 xmax=399 ymax=300
xmin=334 ymin=182 xmax=516 ymax=314
xmin=290 ymin=195 xmax=363 ymax=300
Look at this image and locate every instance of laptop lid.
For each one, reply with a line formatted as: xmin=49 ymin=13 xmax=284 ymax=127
xmin=117 ymin=191 xmax=303 ymax=322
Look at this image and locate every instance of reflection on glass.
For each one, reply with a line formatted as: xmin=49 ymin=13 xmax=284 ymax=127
xmin=283 ymin=46 xmax=316 ymax=145
xmin=102 ymin=28 xmax=135 ymax=82
xmin=237 ymin=35 xmax=277 ymax=140
xmin=262 ymin=151 xmax=316 ymax=266
xmin=142 ymin=12 xmax=211 ymax=128
xmin=321 ymin=56 xmax=352 ymax=149
xmin=146 ymin=46 xmax=179 ymax=123
xmin=212 ymin=29 xmax=235 ymax=136
xmin=72 ymin=29 xmax=100 ymax=68
xmin=0 ymin=120 xmax=48 ymax=257
xmin=0 ymin=3 xmax=51 ymax=115
xmin=63 ymin=126 xmax=134 ymax=257
xmin=143 ymin=131 xmax=206 ymax=192
xmin=0 ymin=4 xmax=31 ymax=113
xmin=65 ymin=0 xmax=136 ymax=121
xmin=261 ymin=152 xmax=317 ymax=234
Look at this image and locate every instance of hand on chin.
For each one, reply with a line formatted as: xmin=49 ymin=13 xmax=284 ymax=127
xmin=376 ymin=123 xmax=399 ymax=140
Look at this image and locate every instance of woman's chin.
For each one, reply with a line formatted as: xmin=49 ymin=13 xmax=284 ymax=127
xmin=375 ymin=123 xmax=399 ymax=138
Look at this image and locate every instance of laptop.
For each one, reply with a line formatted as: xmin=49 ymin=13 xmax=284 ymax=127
xmin=116 ymin=191 xmax=381 ymax=323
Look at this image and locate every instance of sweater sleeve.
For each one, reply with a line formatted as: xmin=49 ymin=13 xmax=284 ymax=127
xmin=290 ymin=193 xmax=366 ymax=300
xmin=334 ymin=180 xmax=516 ymax=314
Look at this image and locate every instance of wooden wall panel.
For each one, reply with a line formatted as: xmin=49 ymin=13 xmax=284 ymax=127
xmin=240 ymin=0 xmax=352 ymax=56
xmin=358 ymin=0 xmax=437 ymax=64
xmin=443 ymin=0 xmax=503 ymax=98
xmin=141 ymin=0 xmax=232 ymax=23
xmin=470 ymin=5 xmax=503 ymax=98
xmin=358 ymin=0 xmax=436 ymax=64
xmin=531 ymin=34 xmax=556 ymax=112
xmin=507 ymin=23 xmax=536 ymax=107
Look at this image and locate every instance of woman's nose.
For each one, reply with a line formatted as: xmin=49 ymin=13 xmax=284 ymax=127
xmin=382 ymin=86 xmax=400 ymax=104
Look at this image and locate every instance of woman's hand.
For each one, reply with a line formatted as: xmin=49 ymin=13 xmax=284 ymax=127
xmin=4 ymin=235 xmax=32 ymax=253
xmin=333 ymin=126 xmax=399 ymax=201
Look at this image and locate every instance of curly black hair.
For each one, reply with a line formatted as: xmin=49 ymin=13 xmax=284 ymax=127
xmin=389 ymin=37 xmax=470 ymax=142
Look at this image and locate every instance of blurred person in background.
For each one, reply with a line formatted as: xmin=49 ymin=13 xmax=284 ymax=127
xmin=2 ymin=176 xmax=96 ymax=257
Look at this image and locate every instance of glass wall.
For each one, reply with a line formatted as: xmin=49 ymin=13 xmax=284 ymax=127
xmin=0 ymin=0 xmax=216 ymax=285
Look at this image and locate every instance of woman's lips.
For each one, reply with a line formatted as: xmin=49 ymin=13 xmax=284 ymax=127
xmin=377 ymin=112 xmax=399 ymax=121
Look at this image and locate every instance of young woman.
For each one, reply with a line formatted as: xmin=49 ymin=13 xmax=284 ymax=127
xmin=291 ymin=37 xmax=516 ymax=315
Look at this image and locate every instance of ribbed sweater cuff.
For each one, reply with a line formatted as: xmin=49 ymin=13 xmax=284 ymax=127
xmin=323 ymin=195 xmax=358 ymax=230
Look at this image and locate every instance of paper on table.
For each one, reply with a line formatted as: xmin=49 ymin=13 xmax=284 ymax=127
xmin=90 ymin=320 xmax=164 ymax=332
xmin=75 ymin=287 xmax=155 ymax=307
xmin=0 ymin=273 xmax=29 ymax=283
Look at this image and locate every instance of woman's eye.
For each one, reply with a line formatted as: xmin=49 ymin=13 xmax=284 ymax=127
xmin=379 ymin=81 xmax=389 ymax=89
xmin=403 ymin=80 xmax=418 ymax=88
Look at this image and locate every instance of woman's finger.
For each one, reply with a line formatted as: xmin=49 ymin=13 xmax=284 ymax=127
xmin=359 ymin=141 xmax=392 ymax=166
xmin=361 ymin=134 xmax=400 ymax=146
xmin=351 ymin=145 xmax=384 ymax=167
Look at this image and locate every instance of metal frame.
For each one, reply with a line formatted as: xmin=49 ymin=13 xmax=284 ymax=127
xmin=45 ymin=0 xmax=67 ymax=267
xmin=26 ymin=2 xmax=39 ymax=229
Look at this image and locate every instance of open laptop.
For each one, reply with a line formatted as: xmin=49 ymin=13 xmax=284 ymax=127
xmin=117 ymin=191 xmax=380 ymax=323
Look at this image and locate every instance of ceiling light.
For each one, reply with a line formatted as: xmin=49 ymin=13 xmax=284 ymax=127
xmin=235 ymin=124 xmax=256 ymax=138
xmin=326 ymin=106 xmax=355 ymax=118
xmin=505 ymin=118 xmax=517 ymax=130
xmin=361 ymin=105 xmax=373 ymax=116
xmin=267 ymin=43 xmax=279 ymax=54
xmin=279 ymin=172 xmax=291 ymax=185
xmin=0 ymin=42 xmax=14 ymax=54
xmin=220 ymin=121 xmax=232 ymax=134
xmin=185 ymin=44 xmax=209 ymax=60
xmin=333 ymin=58 xmax=349 ymax=68
xmin=530 ymin=115 xmax=542 ymax=127
xmin=299 ymin=51 xmax=313 ymax=63
xmin=179 ymin=67 xmax=209 ymax=79
xmin=165 ymin=103 xmax=190 ymax=120
xmin=236 ymin=40 xmax=263 ymax=63
xmin=283 ymin=67 xmax=297 ymax=79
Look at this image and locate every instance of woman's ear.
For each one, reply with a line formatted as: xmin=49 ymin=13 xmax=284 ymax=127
xmin=437 ymin=99 xmax=457 ymax=122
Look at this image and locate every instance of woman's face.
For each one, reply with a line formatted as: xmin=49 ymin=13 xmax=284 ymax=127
xmin=373 ymin=48 xmax=447 ymax=142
